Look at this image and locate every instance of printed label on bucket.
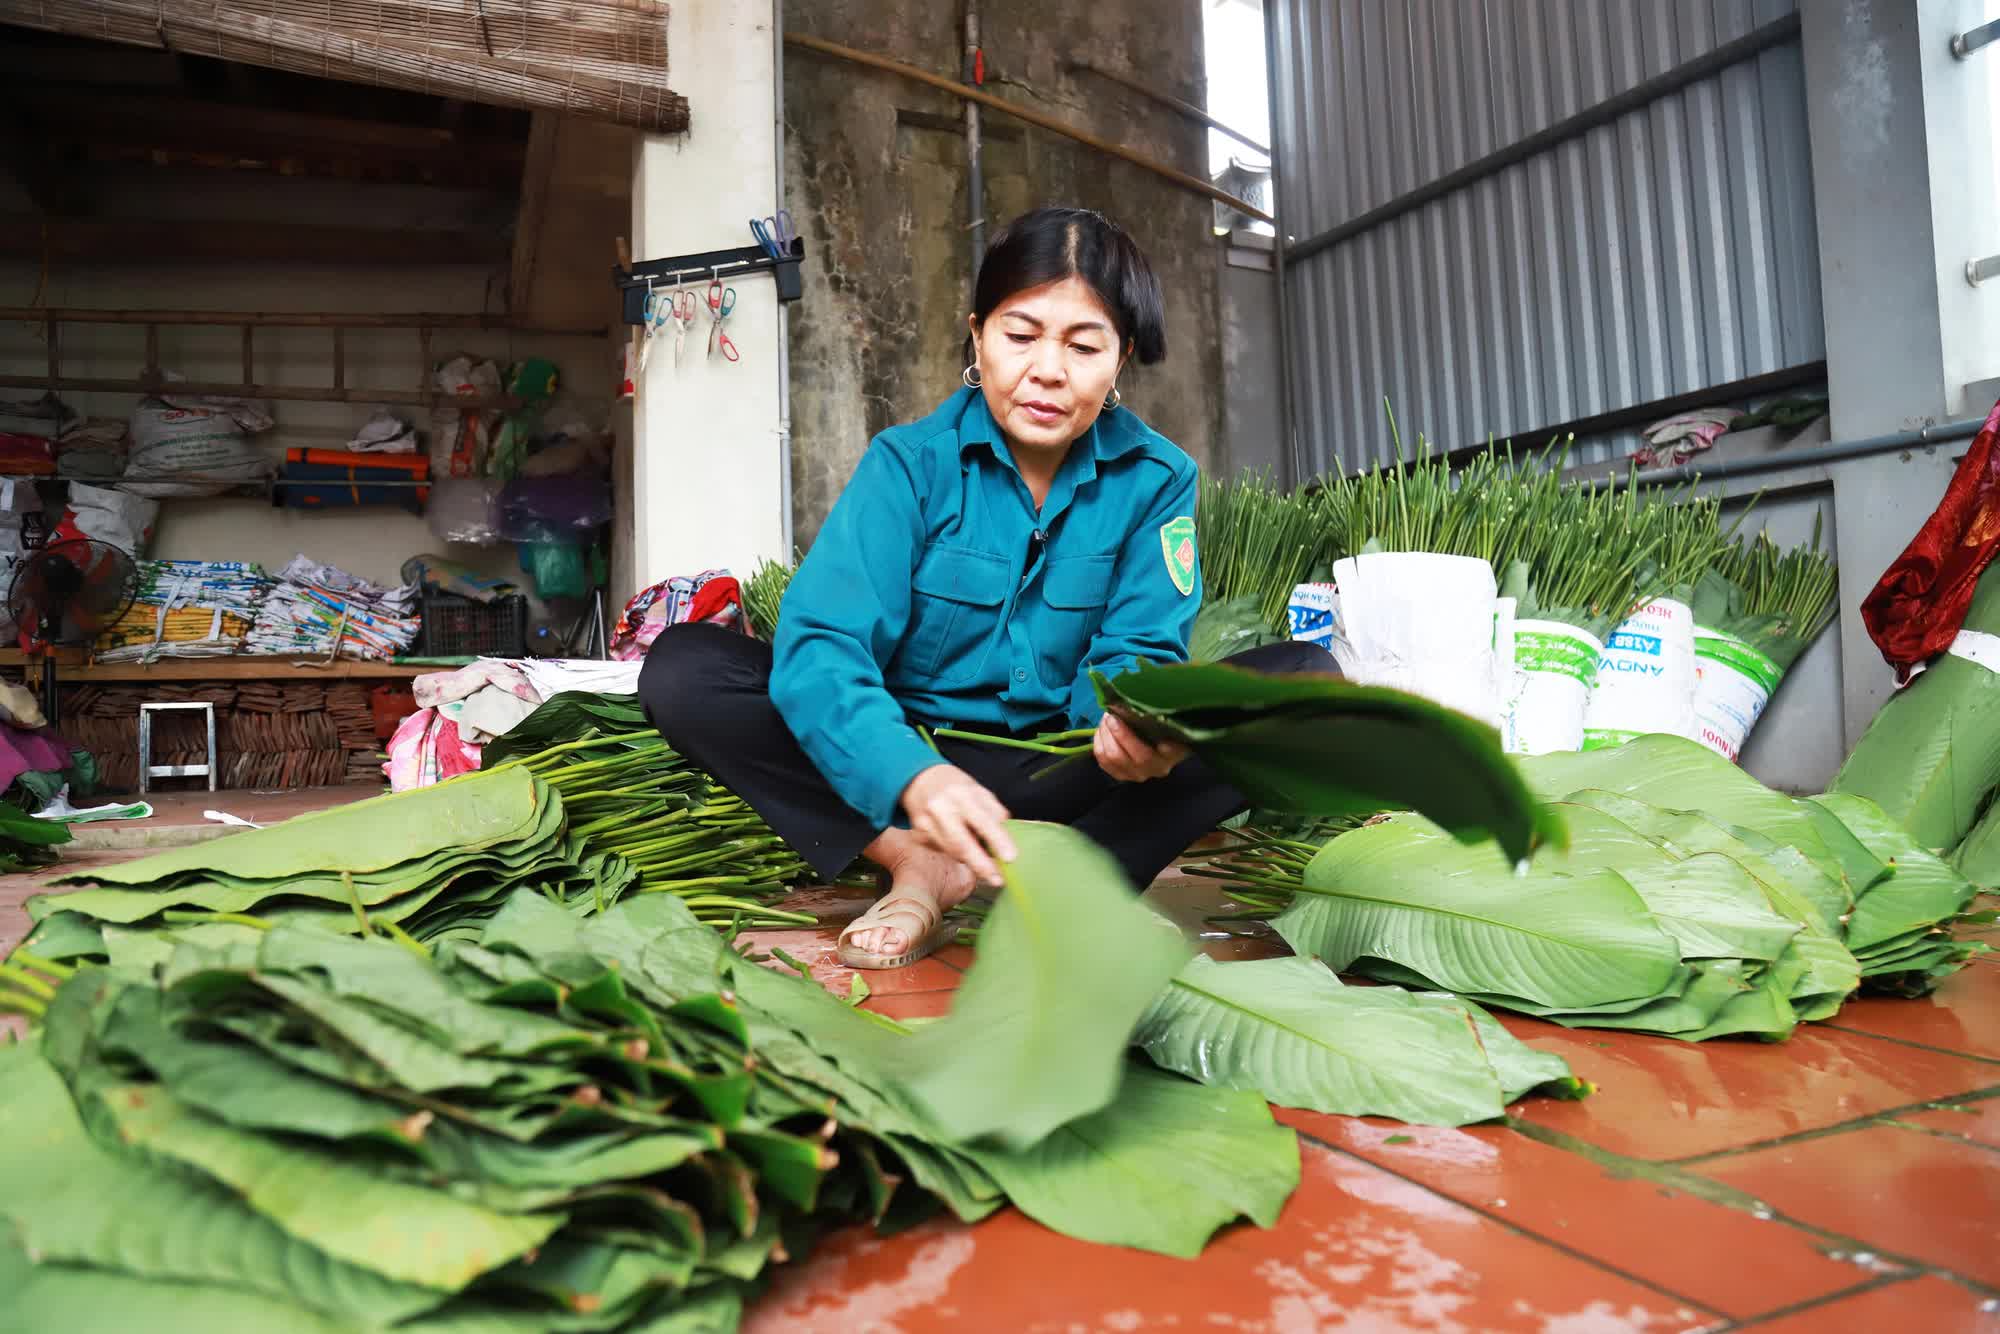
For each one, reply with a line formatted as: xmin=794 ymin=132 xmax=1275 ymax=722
xmin=1584 ymin=598 xmax=1698 ymax=742
xmin=1504 ymin=619 xmax=1602 ymax=755
xmin=1692 ymin=629 xmax=1783 ymax=762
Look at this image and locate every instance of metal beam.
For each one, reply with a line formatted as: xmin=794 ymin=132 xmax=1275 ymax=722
xmin=1286 ymin=12 xmax=1803 ymax=264
xmin=1066 ymin=58 xmax=1270 ymax=157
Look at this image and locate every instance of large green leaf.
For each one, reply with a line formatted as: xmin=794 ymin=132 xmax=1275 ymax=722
xmin=887 ymin=820 xmax=1192 ymax=1148
xmin=967 ymin=1063 xmax=1299 ymax=1259
xmin=48 ymin=766 xmax=549 ymax=886
xmin=1546 ymin=803 xmax=1802 ymax=962
xmin=0 ymin=1042 xmax=446 ymax=1327
xmin=1278 ymin=813 xmax=1684 ymax=1009
xmin=1134 ymin=954 xmax=1580 ymax=1126
xmin=1097 ymin=660 xmax=1560 ymax=863
xmin=98 ymin=1082 xmax=561 ymax=1290
xmin=1811 ymin=793 xmax=1980 ymax=953
xmin=0 ymin=1238 xmax=355 ymax=1334
xmin=1536 ymin=791 xmax=1860 ymax=1019
xmin=1522 ymin=735 xmax=1884 ymax=899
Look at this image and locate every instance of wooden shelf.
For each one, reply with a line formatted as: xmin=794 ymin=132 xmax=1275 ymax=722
xmin=0 ymin=651 xmax=430 ymax=683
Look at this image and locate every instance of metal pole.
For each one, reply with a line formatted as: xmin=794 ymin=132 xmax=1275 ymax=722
xmin=1966 ymin=253 xmax=2000 ymax=287
xmin=774 ymin=0 xmax=795 ymax=558
xmin=1611 ymin=415 xmax=1986 ymax=490
xmin=964 ymin=5 xmax=985 ymax=289
xmin=1263 ymin=0 xmax=1298 ymax=486
xmin=1951 ymin=16 xmax=2000 ymax=58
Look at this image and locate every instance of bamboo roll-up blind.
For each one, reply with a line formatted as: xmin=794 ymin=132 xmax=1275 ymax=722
xmin=0 ymin=0 xmax=689 ymax=134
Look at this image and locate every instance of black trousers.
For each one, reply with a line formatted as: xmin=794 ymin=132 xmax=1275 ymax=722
xmin=639 ymin=623 xmax=1335 ymax=889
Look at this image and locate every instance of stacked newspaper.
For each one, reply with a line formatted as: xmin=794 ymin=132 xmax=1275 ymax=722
xmin=241 ymin=554 xmax=420 ymax=660
xmin=95 ymin=559 xmax=274 ymax=663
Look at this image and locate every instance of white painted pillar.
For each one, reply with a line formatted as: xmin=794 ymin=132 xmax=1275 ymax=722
xmin=630 ymin=6 xmax=785 ymax=586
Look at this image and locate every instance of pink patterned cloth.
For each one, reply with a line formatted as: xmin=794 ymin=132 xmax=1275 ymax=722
xmin=610 ymin=571 xmax=744 ymax=661
xmin=384 ymin=709 xmax=482 ymax=792
xmin=412 ymin=660 xmax=538 ymax=710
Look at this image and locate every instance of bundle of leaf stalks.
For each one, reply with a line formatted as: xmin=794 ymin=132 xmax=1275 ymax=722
xmin=1193 ymin=735 xmax=1985 ymax=1039
xmin=14 ymin=766 xmax=633 ymax=970
xmin=1696 ymin=520 xmax=1839 ymax=671
xmin=484 ymin=693 xmax=829 ymax=922
xmin=0 ymin=826 xmax=1311 ymax=1330
xmin=743 ymin=557 xmax=794 ymax=644
xmin=1190 ymin=471 xmax=1324 ymax=660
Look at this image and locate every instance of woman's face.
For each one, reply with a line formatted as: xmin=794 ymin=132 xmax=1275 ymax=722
xmin=969 ymin=275 xmax=1129 ymax=456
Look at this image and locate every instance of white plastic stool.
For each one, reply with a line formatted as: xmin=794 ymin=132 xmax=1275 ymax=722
xmin=138 ymin=702 xmax=218 ymax=794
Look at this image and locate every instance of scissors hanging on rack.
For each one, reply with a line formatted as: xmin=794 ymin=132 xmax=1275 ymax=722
xmin=707 ymin=277 xmax=739 ymax=363
xmin=667 ymin=287 xmax=698 ymax=367
xmin=750 ymin=210 xmax=795 ymax=261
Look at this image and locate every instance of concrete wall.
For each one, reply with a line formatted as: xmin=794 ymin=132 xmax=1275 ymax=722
xmin=780 ymin=0 xmax=1220 ymax=548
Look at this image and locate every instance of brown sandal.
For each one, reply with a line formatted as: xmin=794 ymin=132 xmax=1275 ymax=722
xmin=837 ymin=891 xmax=957 ymax=970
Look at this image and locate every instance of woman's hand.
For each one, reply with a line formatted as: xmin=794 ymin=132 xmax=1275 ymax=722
xmin=1094 ymin=712 xmax=1189 ymax=783
xmin=900 ymin=765 xmax=1018 ymax=887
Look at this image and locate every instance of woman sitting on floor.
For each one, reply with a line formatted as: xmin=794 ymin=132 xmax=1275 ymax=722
xmin=642 ymin=206 xmax=1332 ymax=970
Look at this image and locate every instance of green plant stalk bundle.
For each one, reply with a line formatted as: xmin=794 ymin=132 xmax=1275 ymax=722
xmin=1696 ymin=514 xmax=1839 ymax=672
xmin=743 ymin=557 xmax=796 ymax=644
xmin=509 ymin=728 xmax=821 ymax=927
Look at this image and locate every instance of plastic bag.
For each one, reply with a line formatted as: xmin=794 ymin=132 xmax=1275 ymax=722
xmin=55 ymin=483 xmax=158 ymax=554
xmin=497 ymin=476 xmax=612 ymax=543
xmin=519 ymin=541 xmax=588 ymax=599
xmin=426 ymin=479 xmax=503 ymax=546
xmin=124 ymin=392 xmax=276 ymax=497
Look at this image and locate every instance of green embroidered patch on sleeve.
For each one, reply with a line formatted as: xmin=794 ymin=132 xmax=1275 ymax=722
xmin=1160 ymin=515 xmax=1197 ymax=596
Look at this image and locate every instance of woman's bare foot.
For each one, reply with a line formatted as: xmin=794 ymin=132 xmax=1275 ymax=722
xmin=847 ymin=827 xmax=979 ymax=958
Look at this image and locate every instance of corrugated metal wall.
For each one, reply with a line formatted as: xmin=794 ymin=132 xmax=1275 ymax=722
xmin=1268 ymin=0 xmax=1824 ymax=475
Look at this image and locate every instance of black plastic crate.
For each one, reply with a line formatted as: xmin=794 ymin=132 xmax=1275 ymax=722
xmin=417 ymin=589 xmax=529 ymax=658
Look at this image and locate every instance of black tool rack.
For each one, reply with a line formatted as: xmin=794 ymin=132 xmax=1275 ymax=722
xmin=613 ymin=237 xmax=806 ymax=324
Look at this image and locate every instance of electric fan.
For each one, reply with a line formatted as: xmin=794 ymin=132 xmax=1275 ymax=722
xmin=7 ymin=539 xmax=139 ymax=726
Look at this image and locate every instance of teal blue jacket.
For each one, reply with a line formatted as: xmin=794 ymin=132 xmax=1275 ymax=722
xmin=771 ymin=387 xmax=1201 ymax=829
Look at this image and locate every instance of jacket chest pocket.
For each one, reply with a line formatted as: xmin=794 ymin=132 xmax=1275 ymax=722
xmin=1036 ymin=553 xmax=1116 ymax=683
xmin=903 ymin=545 xmax=1010 ymax=685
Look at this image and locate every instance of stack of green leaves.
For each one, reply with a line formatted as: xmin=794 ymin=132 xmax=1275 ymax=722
xmin=484 ymin=693 xmax=828 ymax=925
xmin=1199 ymin=735 xmax=1984 ymax=1040
xmin=0 ymin=822 xmax=1304 ymax=1330
xmin=1834 ymin=563 xmax=2000 ymax=859
xmin=16 ymin=766 xmax=632 ymax=966
xmin=1521 ymin=740 xmax=1981 ymax=999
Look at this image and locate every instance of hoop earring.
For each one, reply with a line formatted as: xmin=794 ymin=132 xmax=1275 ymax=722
xmin=1103 ymin=384 xmax=1122 ymax=411
xmin=962 ymin=365 xmax=983 ymax=389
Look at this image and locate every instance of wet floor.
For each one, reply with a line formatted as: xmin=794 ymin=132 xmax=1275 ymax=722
xmin=6 ymin=802 xmax=1999 ymax=1332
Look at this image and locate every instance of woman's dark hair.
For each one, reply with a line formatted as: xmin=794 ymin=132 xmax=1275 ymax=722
xmin=970 ymin=207 xmax=1167 ymax=365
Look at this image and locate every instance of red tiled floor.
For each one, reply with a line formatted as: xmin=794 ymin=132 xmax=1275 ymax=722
xmin=1734 ymin=1275 xmax=2000 ymax=1332
xmin=732 ymin=927 xmax=965 ymax=998
xmin=745 ymin=1142 xmax=1722 ymax=1334
xmin=1498 ymin=1017 xmax=2000 ymax=1161
xmin=1277 ymin=1114 xmax=1891 ymax=1320
xmin=1891 ymin=1097 xmax=2000 ymax=1149
xmin=1827 ymin=963 xmax=2000 ymax=1062
xmin=861 ymin=991 xmax=958 ymax=1022
xmin=1694 ymin=1125 xmax=2000 ymax=1287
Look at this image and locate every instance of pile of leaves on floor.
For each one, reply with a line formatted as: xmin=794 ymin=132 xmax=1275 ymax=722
xmin=1198 ymin=734 xmax=1989 ymax=1042
xmin=0 ymin=823 xmax=1320 ymax=1331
